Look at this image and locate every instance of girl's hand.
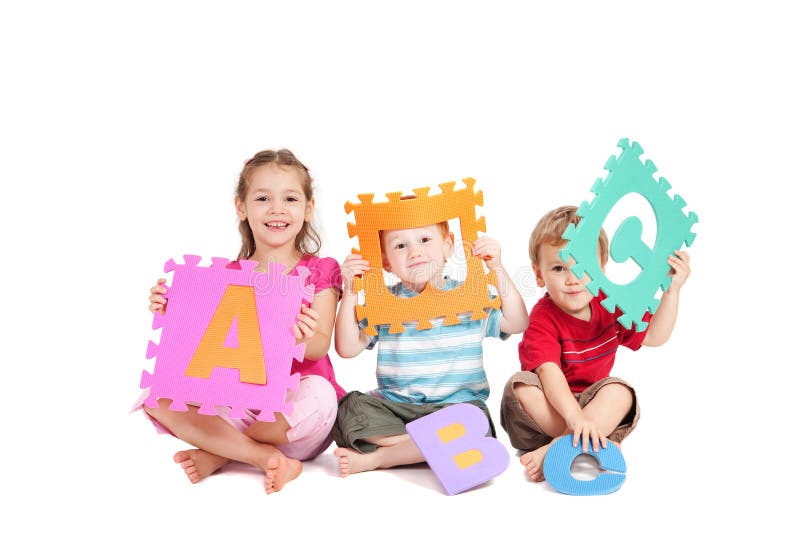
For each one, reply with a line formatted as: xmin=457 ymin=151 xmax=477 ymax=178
xmin=665 ymin=250 xmax=691 ymax=294
xmin=148 ymin=278 xmax=168 ymax=314
xmin=473 ymin=236 xmax=502 ymax=270
xmin=340 ymin=253 xmax=370 ymax=295
xmin=294 ymin=304 xmax=319 ymax=341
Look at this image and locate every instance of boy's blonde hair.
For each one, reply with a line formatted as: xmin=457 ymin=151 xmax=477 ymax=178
xmin=529 ymin=205 xmax=609 ymax=266
xmin=378 ymin=195 xmax=450 ymax=252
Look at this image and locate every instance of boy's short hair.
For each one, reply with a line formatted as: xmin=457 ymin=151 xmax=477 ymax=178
xmin=529 ymin=205 xmax=609 ymax=266
xmin=378 ymin=194 xmax=451 ymax=252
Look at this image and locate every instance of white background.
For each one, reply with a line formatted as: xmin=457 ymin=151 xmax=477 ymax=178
xmin=2 ymin=1 xmax=796 ymax=531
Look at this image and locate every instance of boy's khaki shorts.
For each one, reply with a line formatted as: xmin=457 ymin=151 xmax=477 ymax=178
xmin=333 ymin=391 xmax=496 ymax=453
xmin=499 ymin=371 xmax=640 ymax=451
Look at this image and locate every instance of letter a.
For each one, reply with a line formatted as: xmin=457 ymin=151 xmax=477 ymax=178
xmin=406 ymin=403 xmax=509 ymax=495
xmin=184 ymin=284 xmax=266 ymax=384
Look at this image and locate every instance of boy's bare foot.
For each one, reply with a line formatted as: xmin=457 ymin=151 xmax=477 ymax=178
xmin=173 ymin=449 xmax=229 ymax=483
xmin=333 ymin=447 xmax=378 ymax=477
xmin=263 ymin=453 xmax=302 ymax=494
xmin=519 ymin=442 xmax=552 ymax=482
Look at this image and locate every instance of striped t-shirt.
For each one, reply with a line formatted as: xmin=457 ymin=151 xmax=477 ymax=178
xmin=364 ymin=278 xmax=506 ymax=404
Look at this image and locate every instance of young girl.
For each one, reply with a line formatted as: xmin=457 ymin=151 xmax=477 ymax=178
xmin=142 ymin=149 xmax=345 ymax=494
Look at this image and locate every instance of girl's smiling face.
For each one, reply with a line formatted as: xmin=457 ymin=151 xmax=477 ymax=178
xmin=235 ymin=163 xmax=313 ymax=255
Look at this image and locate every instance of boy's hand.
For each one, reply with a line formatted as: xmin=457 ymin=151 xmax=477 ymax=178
xmin=565 ymin=411 xmax=607 ymax=453
xmin=341 ymin=253 xmax=370 ymax=295
xmin=148 ymin=278 xmax=168 ymax=314
xmin=294 ymin=304 xmax=319 ymax=341
xmin=472 ymin=236 xmax=502 ymax=270
xmin=665 ymin=250 xmax=691 ymax=294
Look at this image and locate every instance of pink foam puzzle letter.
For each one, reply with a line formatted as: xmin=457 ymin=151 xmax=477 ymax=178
xmin=140 ymin=256 xmax=313 ymax=421
xmin=406 ymin=403 xmax=509 ymax=495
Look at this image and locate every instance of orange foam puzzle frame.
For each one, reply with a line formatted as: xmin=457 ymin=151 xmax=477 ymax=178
xmin=345 ymin=178 xmax=501 ymax=335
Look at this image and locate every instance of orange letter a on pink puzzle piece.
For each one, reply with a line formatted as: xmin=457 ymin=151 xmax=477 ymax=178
xmin=184 ymin=284 xmax=266 ymax=385
xmin=406 ymin=403 xmax=510 ymax=495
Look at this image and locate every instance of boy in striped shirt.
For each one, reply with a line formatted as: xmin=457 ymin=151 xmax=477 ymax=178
xmin=500 ymin=206 xmax=691 ymax=482
xmin=332 ymin=220 xmax=529 ymax=477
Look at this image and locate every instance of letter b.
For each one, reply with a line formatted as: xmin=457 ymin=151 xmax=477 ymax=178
xmin=406 ymin=403 xmax=509 ymax=495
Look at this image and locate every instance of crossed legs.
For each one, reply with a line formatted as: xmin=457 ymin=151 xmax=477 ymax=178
xmin=513 ymin=382 xmax=633 ymax=482
xmin=144 ymin=400 xmax=301 ymax=493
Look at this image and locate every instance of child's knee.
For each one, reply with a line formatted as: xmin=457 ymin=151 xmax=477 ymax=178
xmin=598 ymin=382 xmax=634 ymax=408
xmin=513 ymin=382 xmax=545 ymax=408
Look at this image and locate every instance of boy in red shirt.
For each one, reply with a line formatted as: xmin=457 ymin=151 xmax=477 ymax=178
xmin=499 ymin=206 xmax=691 ymax=481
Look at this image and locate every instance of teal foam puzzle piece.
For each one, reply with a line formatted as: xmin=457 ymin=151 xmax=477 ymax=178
xmin=560 ymin=138 xmax=698 ymax=331
xmin=542 ymin=435 xmax=627 ymax=496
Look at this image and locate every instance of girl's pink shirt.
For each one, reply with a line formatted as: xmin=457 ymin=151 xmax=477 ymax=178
xmin=230 ymin=255 xmax=346 ymax=400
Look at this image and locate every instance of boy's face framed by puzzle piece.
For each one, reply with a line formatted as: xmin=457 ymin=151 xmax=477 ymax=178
xmin=380 ymin=223 xmax=455 ymax=294
xmin=345 ymin=179 xmax=501 ymax=335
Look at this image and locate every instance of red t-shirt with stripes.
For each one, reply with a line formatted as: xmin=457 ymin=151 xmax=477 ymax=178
xmin=518 ymin=293 xmax=649 ymax=393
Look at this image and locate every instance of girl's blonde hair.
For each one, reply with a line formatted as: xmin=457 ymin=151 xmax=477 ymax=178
xmin=529 ymin=205 xmax=609 ymax=267
xmin=235 ymin=149 xmax=321 ymax=261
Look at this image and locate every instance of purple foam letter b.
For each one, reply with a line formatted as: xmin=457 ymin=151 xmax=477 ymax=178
xmin=406 ymin=403 xmax=509 ymax=495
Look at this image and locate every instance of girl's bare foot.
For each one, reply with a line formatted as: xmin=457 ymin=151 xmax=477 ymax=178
xmin=263 ymin=453 xmax=302 ymax=494
xmin=519 ymin=442 xmax=552 ymax=482
xmin=333 ymin=447 xmax=379 ymax=477
xmin=173 ymin=449 xmax=229 ymax=483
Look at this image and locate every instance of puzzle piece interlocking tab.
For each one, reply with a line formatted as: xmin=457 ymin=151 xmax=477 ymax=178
xmin=140 ymin=255 xmax=314 ymax=421
xmin=344 ymin=179 xmax=501 ymax=335
xmin=560 ymin=139 xmax=698 ymax=331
